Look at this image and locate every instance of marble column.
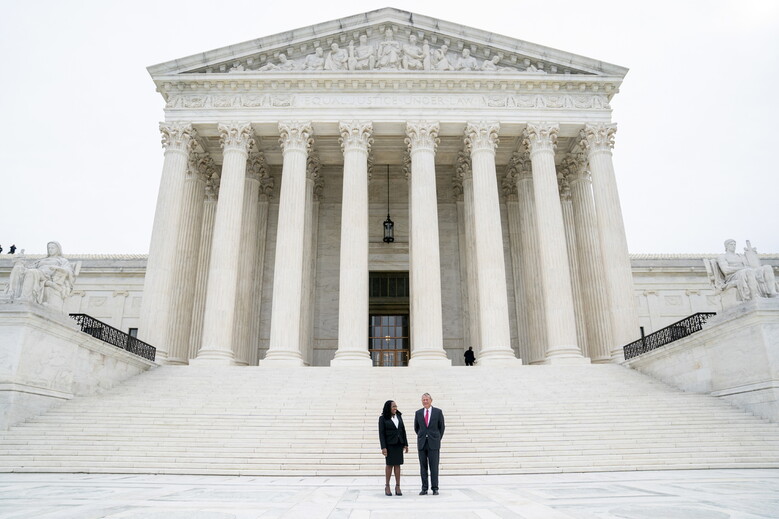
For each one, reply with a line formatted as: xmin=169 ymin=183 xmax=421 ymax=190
xmin=463 ymin=122 xmax=518 ymax=365
xmin=139 ymin=122 xmax=196 ymax=361
xmin=166 ymin=152 xmax=208 ymax=364
xmin=196 ymin=122 xmax=255 ymax=363
xmin=332 ymin=121 xmax=373 ymax=366
xmin=233 ymin=152 xmax=266 ymax=366
xmin=504 ymin=154 xmax=529 ymax=362
xmin=514 ymin=156 xmax=547 ymax=364
xmin=248 ymin=189 xmax=271 ymax=366
xmin=580 ymin=123 xmax=640 ymax=359
xmin=300 ymin=154 xmax=321 ymax=366
xmin=263 ymin=121 xmax=313 ymax=366
xmin=523 ymin=123 xmax=584 ymax=363
xmin=188 ymin=170 xmax=218 ymax=360
xmin=567 ymin=153 xmax=614 ymax=363
xmin=557 ymin=167 xmax=589 ymax=359
xmin=405 ymin=121 xmax=450 ymax=366
xmin=453 ymin=151 xmax=481 ymax=356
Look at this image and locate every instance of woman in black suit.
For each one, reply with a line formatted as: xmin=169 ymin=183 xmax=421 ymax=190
xmin=379 ymin=400 xmax=409 ymax=496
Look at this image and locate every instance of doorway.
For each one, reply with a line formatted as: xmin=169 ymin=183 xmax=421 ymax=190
xmin=369 ymin=271 xmax=410 ymax=366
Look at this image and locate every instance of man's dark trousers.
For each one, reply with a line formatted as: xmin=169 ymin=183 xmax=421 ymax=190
xmin=418 ymin=439 xmax=440 ymax=492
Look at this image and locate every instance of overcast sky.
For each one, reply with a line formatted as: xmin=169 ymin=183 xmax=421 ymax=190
xmin=1 ymin=0 xmax=777 ymax=255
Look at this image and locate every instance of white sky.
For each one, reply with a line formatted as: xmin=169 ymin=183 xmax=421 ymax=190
xmin=1 ymin=0 xmax=777 ymax=255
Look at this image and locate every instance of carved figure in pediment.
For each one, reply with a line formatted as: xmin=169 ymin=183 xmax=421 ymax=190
xmin=709 ymin=239 xmax=778 ymax=303
xmin=303 ymin=47 xmax=325 ymax=70
xmin=228 ymin=61 xmax=245 ymax=72
xmin=523 ymin=59 xmax=547 ymax=74
xmin=401 ymin=34 xmax=426 ymax=71
xmin=377 ymin=29 xmax=402 ymax=70
xmin=324 ymin=43 xmax=349 ymax=71
xmin=481 ymin=55 xmax=514 ymax=72
xmin=348 ymin=35 xmax=375 ymax=71
xmin=5 ymin=241 xmax=79 ymax=312
xmin=433 ymin=45 xmax=453 ymax=71
xmin=456 ymin=48 xmax=479 ymax=71
xmin=257 ymin=53 xmax=297 ymax=72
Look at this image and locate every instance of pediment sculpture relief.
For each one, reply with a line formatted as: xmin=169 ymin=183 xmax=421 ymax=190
xmin=704 ymin=239 xmax=778 ymax=307
xmin=3 ymin=241 xmax=81 ymax=313
xmin=215 ymin=30 xmax=554 ymax=75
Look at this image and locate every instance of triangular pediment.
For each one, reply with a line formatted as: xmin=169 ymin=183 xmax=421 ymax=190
xmin=147 ymin=8 xmax=627 ymax=79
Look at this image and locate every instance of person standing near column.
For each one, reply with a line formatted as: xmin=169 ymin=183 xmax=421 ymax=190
xmin=414 ymin=393 xmax=445 ymax=495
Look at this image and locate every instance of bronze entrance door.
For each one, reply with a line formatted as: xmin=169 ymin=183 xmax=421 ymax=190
xmin=369 ymin=315 xmax=410 ymax=366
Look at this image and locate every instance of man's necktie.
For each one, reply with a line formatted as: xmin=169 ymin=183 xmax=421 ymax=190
xmin=425 ymin=409 xmax=429 ymax=427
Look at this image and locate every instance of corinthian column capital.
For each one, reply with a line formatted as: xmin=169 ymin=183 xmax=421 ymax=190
xmin=278 ymin=121 xmax=313 ymax=154
xmin=565 ymin=152 xmax=591 ymax=183
xmin=339 ymin=121 xmax=374 ymax=153
xmin=218 ymin=122 xmax=255 ymax=155
xmin=464 ymin=121 xmax=500 ymax=155
xmin=523 ymin=122 xmax=559 ymax=156
xmin=246 ymin=151 xmax=268 ymax=182
xmin=159 ymin=122 xmax=197 ymax=154
xmin=405 ymin=121 xmax=440 ymax=154
xmin=580 ymin=123 xmax=617 ymax=155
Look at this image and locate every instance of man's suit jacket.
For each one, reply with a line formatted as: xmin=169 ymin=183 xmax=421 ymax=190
xmin=378 ymin=413 xmax=409 ymax=449
xmin=414 ymin=406 xmax=445 ymax=450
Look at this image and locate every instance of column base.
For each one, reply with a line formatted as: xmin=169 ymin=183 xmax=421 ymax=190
xmin=261 ymin=350 xmax=305 ymax=366
xmin=331 ymin=350 xmax=372 ymax=366
xmin=477 ymin=350 xmax=522 ymax=366
xmin=408 ymin=350 xmax=451 ymax=367
xmin=191 ymin=348 xmax=235 ymax=365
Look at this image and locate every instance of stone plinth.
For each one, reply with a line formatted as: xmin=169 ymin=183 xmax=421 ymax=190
xmin=0 ymin=303 xmax=155 ymax=429
xmin=626 ymin=297 xmax=779 ymax=422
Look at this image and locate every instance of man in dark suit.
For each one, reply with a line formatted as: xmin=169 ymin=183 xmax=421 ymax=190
xmin=414 ymin=392 xmax=445 ymax=495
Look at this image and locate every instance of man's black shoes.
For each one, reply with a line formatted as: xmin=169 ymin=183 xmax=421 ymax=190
xmin=419 ymin=490 xmax=427 ymax=495
xmin=432 ymin=490 xmax=439 ymax=495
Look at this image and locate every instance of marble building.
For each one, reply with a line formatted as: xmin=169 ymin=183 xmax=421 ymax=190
xmin=134 ymin=8 xmax=675 ymax=367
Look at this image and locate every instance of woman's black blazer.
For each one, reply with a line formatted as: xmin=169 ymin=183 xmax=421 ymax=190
xmin=378 ymin=412 xmax=409 ymax=449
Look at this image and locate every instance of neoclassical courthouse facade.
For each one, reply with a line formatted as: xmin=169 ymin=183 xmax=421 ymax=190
xmin=124 ymin=9 xmax=703 ymax=367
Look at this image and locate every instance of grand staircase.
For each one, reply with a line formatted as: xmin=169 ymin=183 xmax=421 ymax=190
xmin=2 ymin=364 xmax=779 ymax=476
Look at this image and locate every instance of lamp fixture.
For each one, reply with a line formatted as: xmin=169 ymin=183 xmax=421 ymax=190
xmin=383 ymin=165 xmax=394 ymax=243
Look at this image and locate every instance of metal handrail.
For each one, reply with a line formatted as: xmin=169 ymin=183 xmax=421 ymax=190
xmin=69 ymin=313 xmax=156 ymax=362
xmin=623 ymin=312 xmax=716 ymax=360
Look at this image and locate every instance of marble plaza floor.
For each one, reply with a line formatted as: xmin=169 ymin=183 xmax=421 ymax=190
xmin=1 ymin=470 xmax=778 ymax=519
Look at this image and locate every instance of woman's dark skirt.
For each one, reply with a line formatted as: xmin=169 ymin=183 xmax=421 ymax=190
xmin=385 ymin=443 xmax=405 ymax=466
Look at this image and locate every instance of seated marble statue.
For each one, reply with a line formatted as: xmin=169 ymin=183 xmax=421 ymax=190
xmin=348 ymin=35 xmax=375 ymax=71
xmin=324 ymin=43 xmax=349 ymax=71
xmin=303 ymin=47 xmax=325 ymax=70
xmin=456 ymin=48 xmax=479 ymax=71
xmin=5 ymin=241 xmax=79 ymax=311
xmin=377 ymin=29 xmax=401 ymax=70
xmin=401 ymin=34 xmax=425 ymax=71
xmin=713 ymin=239 xmax=778 ymax=301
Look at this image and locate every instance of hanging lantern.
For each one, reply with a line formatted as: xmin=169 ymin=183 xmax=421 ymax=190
xmin=383 ymin=165 xmax=394 ymax=243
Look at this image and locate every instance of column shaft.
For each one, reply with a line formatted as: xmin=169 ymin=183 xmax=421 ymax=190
xmin=138 ymin=122 xmax=195 ymax=361
xmin=406 ymin=121 xmax=450 ymax=366
xmin=197 ymin=123 xmax=254 ymax=363
xmin=569 ymin=158 xmax=614 ymax=363
xmin=506 ymin=196 xmax=530 ymax=362
xmin=581 ymin=124 xmax=640 ymax=359
xmin=188 ymin=176 xmax=218 ymax=360
xmin=263 ymin=121 xmax=313 ymax=366
xmin=559 ymin=181 xmax=589 ymax=359
xmin=515 ymin=167 xmax=547 ymax=364
xmin=166 ymin=157 xmax=206 ymax=364
xmin=232 ymin=155 xmax=263 ymax=366
xmin=247 ymin=196 xmax=270 ymax=366
xmin=524 ymin=123 xmax=583 ymax=362
xmin=333 ymin=122 xmax=372 ymax=365
xmin=464 ymin=122 xmax=517 ymax=365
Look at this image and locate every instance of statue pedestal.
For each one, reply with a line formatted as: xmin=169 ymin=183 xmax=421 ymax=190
xmin=0 ymin=302 xmax=155 ymax=429
xmin=626 ymin=297 xmax=779 ymax=422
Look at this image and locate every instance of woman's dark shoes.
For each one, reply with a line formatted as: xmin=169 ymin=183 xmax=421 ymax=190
xmin=385 ymin=485 xmax=392 ymax=496
xmin=395 ymin=486 xmax=402 ymax=496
